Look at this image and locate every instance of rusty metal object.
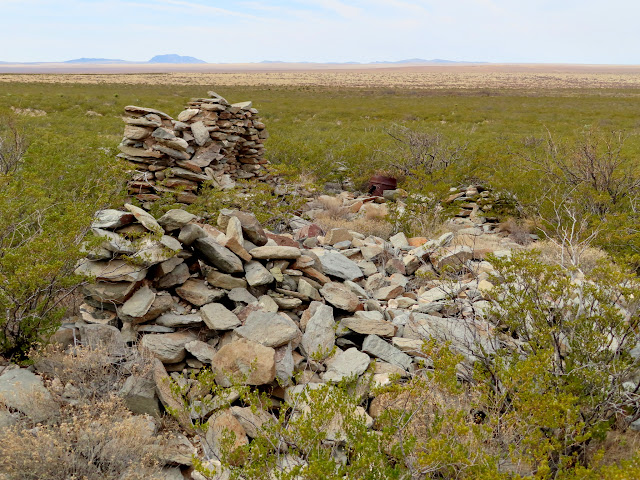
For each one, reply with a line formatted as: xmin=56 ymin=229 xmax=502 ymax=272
xmin=367 ymin=175 xmax=397 ymax=196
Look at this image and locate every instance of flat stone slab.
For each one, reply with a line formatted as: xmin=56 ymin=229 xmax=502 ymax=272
xmin=319 ymin=252 xmax=362 ymax=281
xmin=235 ymin=311 xmax=301 ymax=348
xmin=0 ymin=368 xmax=59 ymax=423
xmin=362 ymin=334 xmax=412 ymax=370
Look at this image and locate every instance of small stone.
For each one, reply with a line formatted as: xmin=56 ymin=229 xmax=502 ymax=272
xmin=319 ymin=252 xmax=362 ymax=281
xmin=185 ymin=340 xmax=217 ymax=363
xmin=206 ymin=270 xmax=248 ymax=289
xmin=300 ymin=303 xmax=335 ymax=360
xmin=389 ymin=232 xmax=409 ymax=249
xmin=176 ymin=279 xmax=225 ymax=306
xmin=119 ymin=375 xmax=161 ymax=417
xmin=200 ymin=303 xmax=241 ymax=330
xmin=374 ymin=284 xmax=404 ymax=301
xmin=120 ymin=285 xmax=156 ymax=319
xmin=211 ymin=338 xmax=276 ymax=387
xmin=156 ymin=262 xmax=190 ymax=289
xmin=191 ymin=121 xmax=211 ymax=146
xmin=362 ymin=335 xmax=412 ymax=370
xmin=245 ymin=260 xmax=275 ymax=286
xmin=155 ymin=312 xmax=203 ymax=328
xmin=223 ymin=216 xmax=252 ymax=261
xmin=141 ymin=331 xmax=197 ymax=364
xmin=204 ymin=409 xmax=248 ymax=459
xmin=235 ymin=311 xmax=301 ymax=348
xmin=178 ymin=223 xmax=207 ymax=246
xmin=218 ymin=209 xmax=268 ymax=246
xmin=157 ymin=209 xmax=197 ymax=232
xmin=79 ymin=303 xmax=117 ymax=325
xmin=322 ymin=348 xmax=371 ymax=383
xmin=249 ymin=246 xmax=301 ymax=260
xmin=228 ymin=287 xmax=258 ymax=304
xmin=320 ymin=282 xmax=359 ymax=312
xmin=0 ymin=369 xmax=59 ymax=423
xmin=324 ymin=228 xmax=353 ymax=245
xmin=341 ymin=317 xmax=396 ymax=337
xmin=75 ymin=259 xmax=148 ymax=283
xmin=194 ymin=238 xmax=244 ymax=274
xmin=297 ymin=277 xmax=321 ymax=301
xmin=124 ymin=203 xmax=164 ymax=234
xmin=92 ymin=209 xmax=135 ymax=229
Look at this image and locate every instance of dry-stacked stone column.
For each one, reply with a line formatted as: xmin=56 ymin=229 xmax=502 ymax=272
xmin=117 ymin=91 xmax=270 ymax=206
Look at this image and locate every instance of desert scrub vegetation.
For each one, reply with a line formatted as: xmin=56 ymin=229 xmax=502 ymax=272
xmin=0 ymin=112 xmax=126 ymax=358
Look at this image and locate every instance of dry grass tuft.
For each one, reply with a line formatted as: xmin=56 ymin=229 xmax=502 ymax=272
xmin=315 ymin=210 xmax=394 ymax=239
xmin=498 ymin=217 xmax=536 ymax=246
xmin=527 ymin=239 xmax=609 ymax=273
xmin=0 ymin=398 xmax=164 ymax=480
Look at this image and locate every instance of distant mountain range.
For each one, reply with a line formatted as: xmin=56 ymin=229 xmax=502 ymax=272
xmin=1 ymin=57 xmax=486 ymax=65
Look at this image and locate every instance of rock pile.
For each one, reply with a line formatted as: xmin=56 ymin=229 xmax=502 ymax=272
xmin=118 ymin=91 xmax=269 ymax=206
xmin=61 ymin=196 xmax=524 ymax=470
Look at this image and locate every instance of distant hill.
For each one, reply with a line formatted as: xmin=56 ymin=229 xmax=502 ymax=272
xmin=65 ymin=58 xmax=127 ymax=64
xmin=148 ymin=54 xmax=206 ymax=64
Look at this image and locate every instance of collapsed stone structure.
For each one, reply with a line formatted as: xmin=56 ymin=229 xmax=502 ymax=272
xmin=118 ymin=91 xmax=270 ymax=206
xmin=36 ymin=182 xmax=522 ymax=474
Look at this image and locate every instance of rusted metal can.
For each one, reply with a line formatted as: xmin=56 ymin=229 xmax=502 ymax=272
xmin=367 ymin=175 xmax=397 ymax=196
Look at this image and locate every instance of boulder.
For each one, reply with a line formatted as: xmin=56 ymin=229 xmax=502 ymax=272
xmin=119 ymin=375 xmax=161 ymax=417
xmin=322 ymin=348 xmax=371 ymax=383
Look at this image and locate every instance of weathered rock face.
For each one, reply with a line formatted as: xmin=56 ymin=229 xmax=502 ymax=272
xmin=119 ymin=92 xmax=270 ymax=206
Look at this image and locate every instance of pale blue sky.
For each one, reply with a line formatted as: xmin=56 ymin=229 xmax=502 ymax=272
xmin=1 ymin=0 xmax=637 ymax=64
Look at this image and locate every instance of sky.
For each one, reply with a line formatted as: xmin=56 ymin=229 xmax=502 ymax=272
xmin=0 ymin=0 xmax=638 ymax=64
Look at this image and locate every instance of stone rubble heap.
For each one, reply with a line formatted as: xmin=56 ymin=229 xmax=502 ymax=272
xmin=35 ymin=192 xmax=525 ymax=474
xmin=118 ymin=91 xmax=270 ymax=207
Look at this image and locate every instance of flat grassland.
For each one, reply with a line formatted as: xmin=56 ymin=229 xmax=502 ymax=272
xmin=2 ymin=63 xmax=640 ymax=193
xmin=3 ymin=63 xmax=640 ymax=89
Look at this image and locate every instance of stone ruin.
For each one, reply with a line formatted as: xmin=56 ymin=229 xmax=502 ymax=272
xmin=118 ymin=91 xmax=270 ymax=206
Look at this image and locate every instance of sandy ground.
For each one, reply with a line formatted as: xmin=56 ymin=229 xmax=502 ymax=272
xmin=2 ymin=63 xmax=640 ymax=89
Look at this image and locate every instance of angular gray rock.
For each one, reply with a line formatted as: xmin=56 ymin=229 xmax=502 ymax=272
xmin=92 ymin=209 xmax=135 ymax=229
xmin=249 ymin=246 xmax=301 ymax=260
xmin=0 ymin=368 xmax=59 ymax=423
xmin=340 ymin=317 xmax=396 ymax=337
xmin=319 ymin=252 xmax=362 ymax=281
xmin=185 ymin=340 xmax=217 ymax=363
xmin=320 ymin=282 xmax=359 ymax=312
xmin=200 ymin=303 xmax=241 ymax=330
xmin=124 ymin=203 xmax=164 ymax=234
xmin=141 ymin=331 xmax=197 ymax=364
xmin=362 ymin=334 xmax=412 ymax=370
xmin=235 ymin=311 xmax=301 ymax=348
xmin=244 ymin=260 xmax=275 ymax=287
xmin=322 ymin=347 xmax=371 ymax=383
xmin=119 ymin=375 xmax=161 ymax=417
xmin=206 ymin=270 xmax=247 ymax=290
xmin=155 ymin=312 xmax=203 ymax=328
xmin=194 ymin=238 xmax=244 ymax=274
xmin=300 ymin=303 xmax=335 ymax=360
xmin=120 ymin=285 xmax=156 ymax=319
xmin=176 ymin=278 xmax=225 ymax=306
